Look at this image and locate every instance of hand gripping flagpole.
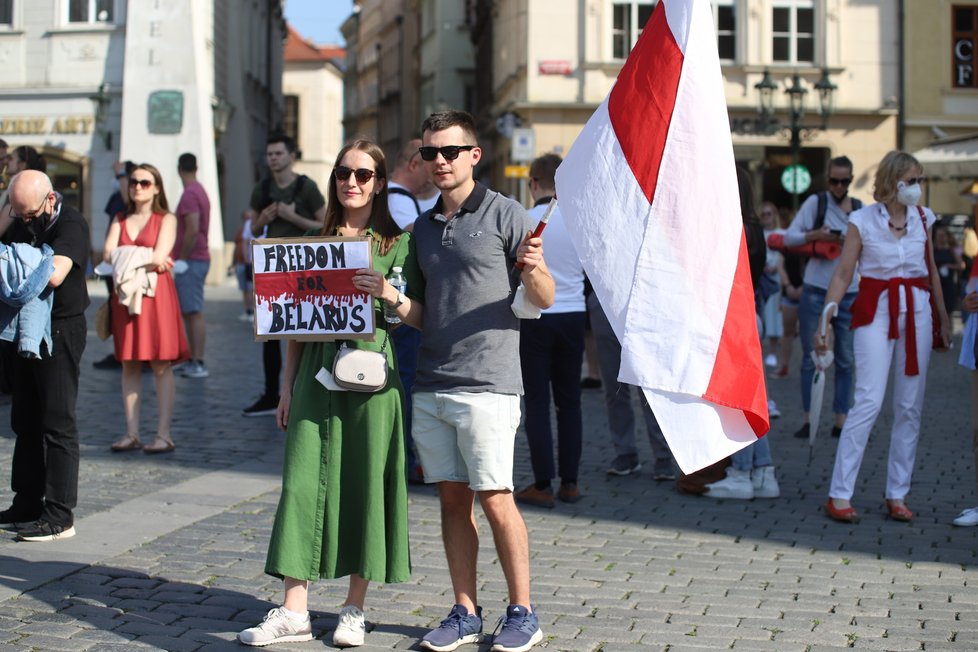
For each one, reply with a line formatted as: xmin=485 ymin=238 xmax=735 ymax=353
xmin=515 ymin=197 xmax=557 ymax=270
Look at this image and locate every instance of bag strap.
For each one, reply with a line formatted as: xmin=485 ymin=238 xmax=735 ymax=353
xmin=338 ymin=329 xmax=390 ymax=354
xmin=919 ymin=206 xmax=933 ymax=273
xmin=389 ymin=186 xmax=421 ymax=216
xmin=814 ymin=191 xmax=828 ymax=230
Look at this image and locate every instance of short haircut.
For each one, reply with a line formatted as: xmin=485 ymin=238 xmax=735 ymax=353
xmin=178 ymin=153 xmax=197 ymax=172
xmin=15 ymin=146 xmax=46 ymax=173
xmin=529 ymin=154 xmax=561 ymax=189
xmin=395 ymin=139 xmax=422 ymax=167
xmin=421 ymin=110 xmax=478 ymax=145
xmin=828 ymin=155 xmax=854 ymax=174
xmin=266 ymin=132 xmax=298 ymax=154
xmin=872 ymin=150 xmax=922 ymax=203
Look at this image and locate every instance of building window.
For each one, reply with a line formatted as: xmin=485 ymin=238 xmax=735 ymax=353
xmin=772 ymin=0 xmax=814 ymax=64
xmin=952 ymin=5 xmax=978 ymax=88
xmin=612 ymin=1 xmax=656 ymax=60
xmin=714 ymin=0 xmax=736 ymax=62
xmin=0 ymin=1 xmax=12 ymax=26
xmin=283 ymin=95 xmax=299 ymax=146
xmin=68 ymin=0 xmax=113 ymax=24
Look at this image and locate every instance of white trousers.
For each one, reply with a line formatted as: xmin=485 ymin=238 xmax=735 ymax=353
xmin=828 ymin=304 xmax=931 ymax=501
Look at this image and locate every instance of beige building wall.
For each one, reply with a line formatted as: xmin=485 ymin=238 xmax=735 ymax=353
xmin=285 ymin=62 xmax=344 ymax=190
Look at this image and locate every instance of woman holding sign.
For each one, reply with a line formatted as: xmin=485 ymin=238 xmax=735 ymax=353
xmin=103 ymin=163 xmax=190 ymax=455
xmin=239 ymin=140 xmax=422 ymax=648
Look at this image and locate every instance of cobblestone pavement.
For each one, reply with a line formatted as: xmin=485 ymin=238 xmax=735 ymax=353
xmin=0 ymin=280 xmax=974 ymax=651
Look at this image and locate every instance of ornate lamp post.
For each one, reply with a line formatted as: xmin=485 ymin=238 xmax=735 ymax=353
xmin=754 ymin=68 xmax=837 ymax=211
xmin=88 ymin=83 xmax=113 ymax=150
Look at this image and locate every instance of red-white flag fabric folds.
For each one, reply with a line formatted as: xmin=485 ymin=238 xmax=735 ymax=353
xmin=555 ymin=0 xmax=769 ymax=474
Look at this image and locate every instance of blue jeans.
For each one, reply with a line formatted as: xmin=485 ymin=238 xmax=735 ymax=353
xmin=731 ymin=436 xmax=773 ymax=471
xmin=798 ymin=285 xmax=856 ymax=415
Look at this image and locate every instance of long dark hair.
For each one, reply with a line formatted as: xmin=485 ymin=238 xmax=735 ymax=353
xmin=736 ymin=166 xmax=765 ymax=288
xmin=127 ymin=163 xmax=170 ymax=215
xmin=320 ymin=139 xmax=401 ymax=255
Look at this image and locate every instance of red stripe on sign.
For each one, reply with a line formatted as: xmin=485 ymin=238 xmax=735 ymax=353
xmin=253 ymin=269 xmax=367 ymax=308
xmin=607 ymin=1 xmax=684 ymax=203
xmin=702 ymin=231 xmax=770 ymax=437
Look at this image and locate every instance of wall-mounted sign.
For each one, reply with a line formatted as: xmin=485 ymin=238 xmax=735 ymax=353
xmin=0 ymin=116 xmax=96 ymax=136
xmin=252 ymin=237 xmax=375 ymax=341
xmin=538 ymin=60 xmax=572 ymax=75
xmin=511 ymin=127 xmax=535 ymax=163
xmin=505 ymin=165 xmax=530 ymax=178
xmin=781 ymin=164 xmax=812 ymax=194
xmin=147 ymin=90 xmax=184 ymax=134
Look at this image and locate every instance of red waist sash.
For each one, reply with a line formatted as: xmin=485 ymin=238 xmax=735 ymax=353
xmin=850 ymin=276 xmax=930 ymax=376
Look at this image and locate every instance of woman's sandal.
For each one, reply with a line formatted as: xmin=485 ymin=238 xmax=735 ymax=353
xmin=825 ymin=499 xmax=860 ymax=523
xmin=885 ymin=500 xmax=913 ymax=522
xmin=143 ymin=436 xmax=176 ymax=455
xmin=110 ymin=435 xmax=142 ymax=452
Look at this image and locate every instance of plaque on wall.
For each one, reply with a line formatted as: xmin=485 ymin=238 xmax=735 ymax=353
xmin=147 ymin=90 xmax=183 ymax=134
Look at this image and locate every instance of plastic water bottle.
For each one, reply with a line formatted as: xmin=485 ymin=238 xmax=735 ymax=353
xmin=384 ymin=266 xmax=406 ymax=324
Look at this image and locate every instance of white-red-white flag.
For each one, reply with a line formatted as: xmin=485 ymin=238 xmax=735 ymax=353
xmin=555 ymin=0 xmax=769 ymax=474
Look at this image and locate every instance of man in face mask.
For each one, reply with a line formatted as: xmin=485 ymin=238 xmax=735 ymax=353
xmin=0 ymin=170 xmax=90 ymax=542
xmin=783 ymin=156 xmax=863 ymax=443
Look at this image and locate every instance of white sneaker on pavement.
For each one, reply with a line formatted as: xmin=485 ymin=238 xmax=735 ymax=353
xmin=765 ymin=354 xmax=778 ymax=367
xmin=704 ymin=467 xmax=754 ymax=500
xmin=767 ymin=399 xmax=781 ymax=419
xmin=751 ymin=465 xmax=780 ymax=499
xmin=333 ymin=604 xmax=366 ymax=647
xmin=953 ymin=506 xmax=978 ymax=527
xmin=237 ymin=606 xmax=312 ymax=646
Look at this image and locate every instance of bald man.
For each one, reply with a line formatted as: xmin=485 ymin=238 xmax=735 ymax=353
xmin=0 ymin=170 xmax=89 ymax=542
xmin=387 ymin=138 xmax=437 ymax=232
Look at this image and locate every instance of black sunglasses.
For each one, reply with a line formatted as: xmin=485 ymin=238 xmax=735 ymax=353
xmin=129 ymin=178 xmax=154 ymax=189
xmin=334 ymin=166 xmax=376 ymax=184
xmin=903 ymin=176 xmax=927 ymax=186
xmin=9 ymin=196 xmax=48 ymax=221
xmin=828 ymin=177 xmax=852 ymax=186
xmin=418 ymin=145 xmax=475 ymax=162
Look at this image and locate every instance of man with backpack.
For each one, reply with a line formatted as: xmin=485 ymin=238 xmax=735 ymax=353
xmin=241 ymin=134 xmax=326 ymax=416
xmin=783 ymin=155 xmax=863 ymax=440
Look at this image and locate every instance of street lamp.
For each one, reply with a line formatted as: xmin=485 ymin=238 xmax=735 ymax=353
xmin=754 ymin=68 xmax=837 ymax=211
xmin=211 ymin=96 xmax=234 ymax=141
xmin=89 ymin=82 xmax=113 ymax=150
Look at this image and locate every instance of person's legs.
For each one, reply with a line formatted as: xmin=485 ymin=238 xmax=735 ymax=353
xmin=392 ymin=325 xmax=421 ymax=475
xmin=8 ymin=344 xmax=44 ymax=517
xmin=550 ymin=313 xmax=585 ymax=485
xmin=184 ymin=312 xmax=206 ymax=362
xmin=884 ymin=310 xmax=931 ymax=502
xmin=828 ymin=314 xmax=893 ymax=505
xmin=639 ymin=392 xmax=675 ymax=466
xmin=344 ymin=574 xmax=369 ymax=610
xmin=797 ymin=285 xmax=824 ymax=416
xmin=175 ymin=260 xmax=208 ymax=364
xmin=149 ymin=361 xmax=175 ymax=444
xmin=121 ymin=360 xmax=143 ymax=440
xmin=778 ymin=299 xmax=799 ymax=373
xmin=831 ymin=291 xmax=858 ymax=428
xmin=283 ymin=577 xmax=309 ymax=613
xmin=439 ymin=481 xmax=479 ymax=613
xmin=972 ymin=371 xmax=978 ymax=496
xmin=479 ymin=489 xmax=531 ymax=607
xmin=519 ymin=318 xmax=556 ymax=487
xmin=263 ymin=340 xmax=281 ymax=398
xmin=587 ymin=294 xmax=638 ymax=459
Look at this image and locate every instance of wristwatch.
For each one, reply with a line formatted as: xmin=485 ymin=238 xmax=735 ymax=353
xmin=392 ymin=292 xmax=406 ymax=308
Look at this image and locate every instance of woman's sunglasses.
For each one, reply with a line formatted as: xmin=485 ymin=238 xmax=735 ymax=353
xmin=418 ymin=145 xmax=475 ymax=162
xmin=129 ymin=178 xmax=154 ymax=189
xmin=334 ymin=166 xmax=376 ymax=184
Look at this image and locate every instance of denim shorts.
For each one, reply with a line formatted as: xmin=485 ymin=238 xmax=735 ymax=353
xmin=174 ymin=259 xmax=209 ymax=314
xmin=235 ymin=263 xmax=253 ymax=292
xmin=412 ymin=391 xmax=521 ymax=491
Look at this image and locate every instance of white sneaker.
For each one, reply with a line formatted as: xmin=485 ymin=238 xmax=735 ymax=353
xmin=767 ymin=400 xmax=781 ymax=419
xmin=181 ymin=360 xmax=209 ymax=379
xmin=239 ymin=311 xmax=255 ymax=323
xmin=953 ymin=506 xmax=978 ymax=527
xmin=751 ymin=465 xmax=780 ymax=499
xmin=764 ymin=354 xmax=778 ymax=368
xmin=238 ymin=607 xmax=313 ymax=646
xmin=333 ymin=604 xmax=366 ymax=647
xmin=704 ymin=467 xmax=754 ymax=500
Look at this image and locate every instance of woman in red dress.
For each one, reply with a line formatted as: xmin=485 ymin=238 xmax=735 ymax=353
xmin=103 ymin=164 xmax=189 ymax=454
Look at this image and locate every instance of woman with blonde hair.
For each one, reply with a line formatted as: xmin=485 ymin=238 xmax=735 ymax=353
xmin=818 ymin=151 xmax=950 ymax=523
xmin=238 ymin=139 xmax=421 ymax=648
xmin=103 ymin=163 xmax=189 ymax=454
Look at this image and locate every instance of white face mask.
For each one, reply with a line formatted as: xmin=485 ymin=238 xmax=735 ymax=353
xmin=896 ymin=181 xmax=921 ymax=207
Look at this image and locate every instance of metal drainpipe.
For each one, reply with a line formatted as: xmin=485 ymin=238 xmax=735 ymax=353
xmin=897 ymin=0 xmax=905 ymax=151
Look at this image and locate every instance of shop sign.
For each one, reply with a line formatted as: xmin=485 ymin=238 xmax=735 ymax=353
xmin=0 ymin=116 xmax=95 ymax=136
xmin=538 ymin=60 xmax=572 ymax=75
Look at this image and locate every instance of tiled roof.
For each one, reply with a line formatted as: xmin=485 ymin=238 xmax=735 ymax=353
xmin=284 ymin=23 xmax=344 ymax=63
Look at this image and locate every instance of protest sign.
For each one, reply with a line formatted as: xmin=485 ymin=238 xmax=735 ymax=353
xmin=251 ymin=236 xmax=374 ymax=341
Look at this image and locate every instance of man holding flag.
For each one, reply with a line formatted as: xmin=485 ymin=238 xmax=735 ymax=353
xmin=555 ymin=0 xmax=769 ymax=475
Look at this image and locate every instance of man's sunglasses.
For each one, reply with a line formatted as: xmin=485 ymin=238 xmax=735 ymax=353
xmin=9 ymin=196 xmax=48 ymax=220
xmin=418 ymin=145 xmax=475 ymax=162
xmin=828 ymin=177 xmax=853 ymax=186
xmin=129 ymin=178 xmax=154 ymax=189
xmin=334 ymin=166 xmax=376 ymax=184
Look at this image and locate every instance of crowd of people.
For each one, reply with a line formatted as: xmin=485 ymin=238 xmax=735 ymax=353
xmin=0 ymin=114 xmax=977 ymax=651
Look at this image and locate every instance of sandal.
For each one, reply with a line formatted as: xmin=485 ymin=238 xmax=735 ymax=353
xmin=885 ymin=500 xmax=913 ymax=522
xmin=825 ymin=499 xmax=860 ymax=523
xmin=143 ymin=436 xmax=175 ymax=455
xmin=110 ymin=435 xmax=142 ymax=452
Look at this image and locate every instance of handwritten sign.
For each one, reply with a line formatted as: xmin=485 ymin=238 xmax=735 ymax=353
xmin=252 ymin=237 xmax=374 ymax=341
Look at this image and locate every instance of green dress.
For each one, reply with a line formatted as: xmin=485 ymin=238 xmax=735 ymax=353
xmin=265 ymin=230 xmax=420 ymax=583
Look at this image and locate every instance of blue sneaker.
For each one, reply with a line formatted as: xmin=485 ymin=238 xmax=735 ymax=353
xmin=421 ymin=604 xmax=483 ymax=651
xmin=490 ymin=604 xmax=543 ymax=652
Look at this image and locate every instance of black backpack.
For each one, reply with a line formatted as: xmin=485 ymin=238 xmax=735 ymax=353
xmin=260 ymin=174 xmax=308 ymax=210
xmin=814 ymin=191 xmax=863 ymax=229
xmin=388 ymin=187 xmax=421 ymax=216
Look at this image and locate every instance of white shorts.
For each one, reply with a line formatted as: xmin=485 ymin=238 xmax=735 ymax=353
xmin=412 ymin=391 xmax=520 ymax=491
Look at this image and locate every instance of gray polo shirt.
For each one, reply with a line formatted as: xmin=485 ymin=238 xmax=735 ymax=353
xmin=413 ymin=182 xmax=533 ymax=394
xmin=784 ymin=191 xmax=861 ymax=292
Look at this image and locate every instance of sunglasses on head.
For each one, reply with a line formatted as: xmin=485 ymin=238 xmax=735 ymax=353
xmin=334 ymin=166 xmax=376 ymax=184
xmin=418 ymin=145 xmax=475 ymax=162
xmin=828 ymin=177 xmax=853 ymax=186
xmin=129 ymin=178 xmax=154 ymax=189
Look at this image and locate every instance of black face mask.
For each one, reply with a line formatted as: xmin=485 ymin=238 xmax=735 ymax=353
xmin=21 ymin=210 xmax=51 ymax=245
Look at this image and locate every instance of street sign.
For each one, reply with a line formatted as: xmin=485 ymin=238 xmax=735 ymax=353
xmin=511 ymin=127 xmax=535 ymax=163
xmin=505 ymin=165 xmax=530 ymax=178
xmin=781 ymin=164 xmax=812 ymax=194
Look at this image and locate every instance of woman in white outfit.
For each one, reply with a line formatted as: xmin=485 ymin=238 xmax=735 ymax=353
xmin=817 ymin=151 xmax=951 ymax=524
